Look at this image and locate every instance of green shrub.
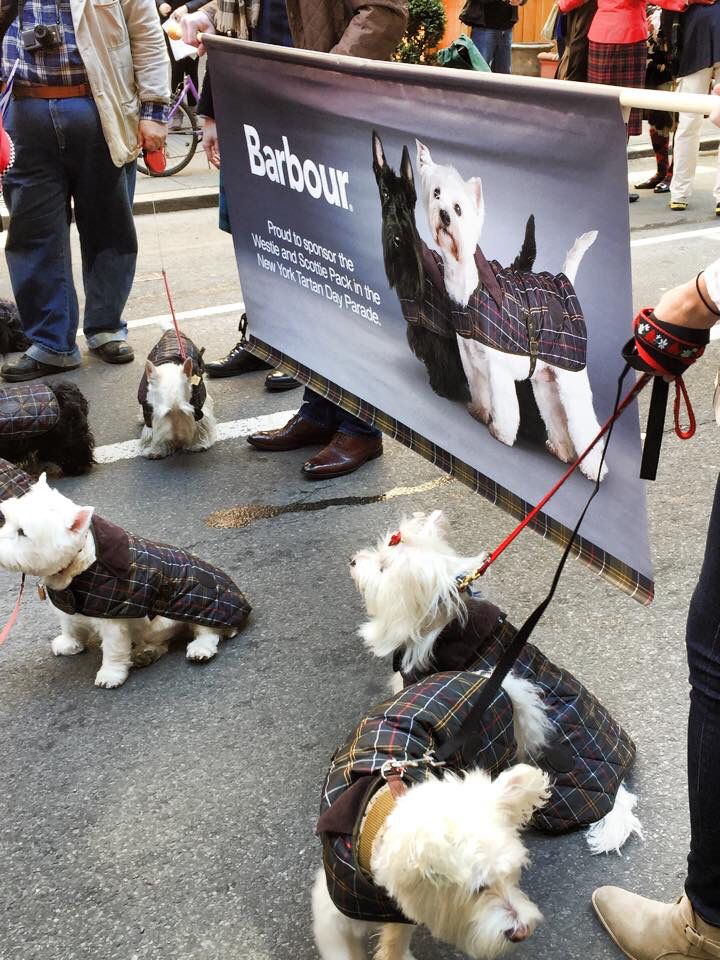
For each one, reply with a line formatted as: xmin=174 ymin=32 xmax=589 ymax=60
xmin=394 ymin=0 xmax=447 ymax=65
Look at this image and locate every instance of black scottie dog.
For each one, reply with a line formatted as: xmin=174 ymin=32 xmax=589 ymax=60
xmin=0 ymin=381 xmax=95 ymax=476
xmin=372 ymin=130 xmax=471 ymax=403
xmin=0 ymin=299 xmax=30 ymax=355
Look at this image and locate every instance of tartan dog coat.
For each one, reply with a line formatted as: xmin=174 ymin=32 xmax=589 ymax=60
xmin=316 ymin=670 xmax=517 ymax=924
xmin=138 ymin=331 xmax=208 ymax=429
xmin=397 ymin=599 xmax=637 ymax=835
xmin=318 ymin=601 xmax=635 ymax=923
xmin=0 ymin=458 xmax=33 ymax=517
xmin=0 ymin=384 xmax=60 ymax=438
xmin=400 ymin=241 xmax=588 ymax=375
xmin=47 ymin=515 xmax=251 ymax=631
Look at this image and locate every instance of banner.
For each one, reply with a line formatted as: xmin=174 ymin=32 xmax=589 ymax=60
xmin=208 ymin=40 xmax=653 ymax=603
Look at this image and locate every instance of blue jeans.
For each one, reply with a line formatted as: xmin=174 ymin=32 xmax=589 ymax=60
xmin=685 ymin=475 xmax=720 ymax=924
xmin=470 ymin=26 xmax=513 ymax=74
xmin=3 ymin=96 xmax=137 ymax=366
xmin=298 ymin=389 xmax=380 ymax=439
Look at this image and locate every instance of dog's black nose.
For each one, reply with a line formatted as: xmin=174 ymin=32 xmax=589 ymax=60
xmin=349 ymin=558 xmax=356 ymax=567
xmin=439 ymin=208 xmax=451 ymax=227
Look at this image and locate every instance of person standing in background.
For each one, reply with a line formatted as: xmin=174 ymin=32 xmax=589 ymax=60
xmin=459 ymin=0 xmax=528 ymax=75
xmin=556 ymin=0 xmax=598 ymax=81
xmin=156 ymin=0 xmax=208 ymax=116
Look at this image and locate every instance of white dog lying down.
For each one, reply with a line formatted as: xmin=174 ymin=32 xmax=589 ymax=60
xmin=312 ymin=510 xmax=642 ymax=959
xmin=0 ymin=475 xmax=250 ymax=688
xmin=415 ymin=139 xmax=606 ymax=483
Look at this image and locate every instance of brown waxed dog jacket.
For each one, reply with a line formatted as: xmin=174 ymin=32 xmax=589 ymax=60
xmin=0 ymin=384 xmax=60 ymax=438
xmin=138 ymin=331 xmax=207 ymax=428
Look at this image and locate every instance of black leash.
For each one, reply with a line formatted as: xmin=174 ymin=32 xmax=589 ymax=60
xmin=433 ymin=364 xmax=631 ymax=765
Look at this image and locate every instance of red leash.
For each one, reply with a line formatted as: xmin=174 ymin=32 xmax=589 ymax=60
xmin=162 ymin=268 xmax=187 ymax=361
xmin=0 ymin=574 xmax=25 ymax=646
xmin=457 ymin=372 xmax=653 ymax=589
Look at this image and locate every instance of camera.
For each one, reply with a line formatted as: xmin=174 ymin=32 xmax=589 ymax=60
xmin=21 ymin=23 xmax=62 ymax=52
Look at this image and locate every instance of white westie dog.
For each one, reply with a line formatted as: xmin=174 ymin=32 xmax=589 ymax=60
xmin=349 ymin=510 xmax=642 ymax=852
xmin=138 ymin=329 xmax=217 ymax=460
xmin=0 ymin=475 xmax=250 ymax=688
xmin=415 ymin=140 xmax=607 ymax=483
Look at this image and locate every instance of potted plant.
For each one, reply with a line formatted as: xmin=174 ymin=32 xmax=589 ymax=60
xmin=393 ymin=0 xmax=447 ymax=64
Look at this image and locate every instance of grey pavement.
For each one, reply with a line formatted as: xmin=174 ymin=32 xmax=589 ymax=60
xmin=0 ymin=145 xmax=719 ymax=960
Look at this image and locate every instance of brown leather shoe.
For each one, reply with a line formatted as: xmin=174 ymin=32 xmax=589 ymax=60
xmin=302 ymin=432 xmax=383 ymax=480
xmin=246 ymin=413 xmax=335 ymax=452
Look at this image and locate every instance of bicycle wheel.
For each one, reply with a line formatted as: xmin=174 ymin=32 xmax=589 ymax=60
xmin=136 ymin=103 xmax=199 ymax=178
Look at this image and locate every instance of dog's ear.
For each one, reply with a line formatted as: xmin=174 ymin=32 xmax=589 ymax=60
xmin=145 ymin=360 xmax=157 ymax=380
xmin=68 ymin=506 xmax=94 ymax=538
xmin=493 ymin=765 xmax=550 ymax=825
xmin=415 ymin=139 xmax=432 ymax=170
xmin=468 ymin=177 xmax=484 ymax=216
xmin=400 ymin=145 xmax=416 ymax=200
xmin=182 ymin=357 xmax=193 ymax=379
xmin=372 ymin=130 xmax=386 ymax=174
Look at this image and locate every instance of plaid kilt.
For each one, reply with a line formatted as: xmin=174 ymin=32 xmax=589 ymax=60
xmin=400 ymin=600 xmax=637 ymax=834
xmin=317 ymin=671 xmax=517 ymax=923
xmin=47 ymin=516 xmax=251 ymax=631
xmin=400 ymin=245 xmax=587 ymax=373
xmin=0 ymin=384 xmax=59 ymax=438
xmin=0 ymin=458 xmax=33 ymax=518
xmin=588 ymin=40 xmax=647 ymax=136
xmin=138 ymin=331 xmax=207 ymax=428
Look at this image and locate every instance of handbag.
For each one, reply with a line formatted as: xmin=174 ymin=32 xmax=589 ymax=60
xmin=436 ymin=34 xmax=490 ymax=72
xmin=541 ymin=2 xmax=559 ymax=41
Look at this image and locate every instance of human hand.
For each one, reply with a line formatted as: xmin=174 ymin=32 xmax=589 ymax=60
xmin=171 ymin=4 xmax=188 ymax=18
xmin=508 ymin=0 xmax=522 ymax=6
xmin=159 ymin=2 xmax=172 ymax=15
xmin=202 ymin=117 xmax=220 ymax=168
xmin=711 ymin=82 xmax=720 ymax=128
xmin=137 ymin=118 xmax=167 ymax=154
xmin=181 ymin=9 xmax=214 ymax=54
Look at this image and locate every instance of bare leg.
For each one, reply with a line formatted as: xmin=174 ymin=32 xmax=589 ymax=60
xmin=487 ymin=362 xmax=521 ymax=447
xmin=458 ymin=337 xmax=492 ymax=425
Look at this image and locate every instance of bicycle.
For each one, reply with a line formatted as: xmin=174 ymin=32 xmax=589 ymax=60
xmin=137 ymin=75 xmax=202 ymax=178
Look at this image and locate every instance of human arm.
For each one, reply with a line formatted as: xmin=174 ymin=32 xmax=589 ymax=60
xmin=179 ymin=6 xmax=215 ymax=54
xmin=653 ymin=265 xmax=720 ymax=331
xmin=330 ymin=0 xmax=408 ymax=60
xmin=121 ymin=0 xmax=170 ymax=133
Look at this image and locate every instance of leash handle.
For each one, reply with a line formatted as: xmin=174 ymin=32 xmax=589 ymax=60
xmin=0 ymin=574 xmax=25 ymax=646
xmin=435 ymin=365 xmax=631 ymax=764
xmin=456 ymin=370 xmax=651 ymax=590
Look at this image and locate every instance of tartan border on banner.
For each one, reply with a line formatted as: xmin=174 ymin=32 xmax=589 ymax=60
xmin=245 ymin=335 xmax=654 ymax=606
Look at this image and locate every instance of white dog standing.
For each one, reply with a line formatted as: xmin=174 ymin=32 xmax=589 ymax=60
xmin=0 ymin=475 xmax=250 ymax=687
xmin=138 ymin=328 xmax=217 ymax=460
xmin=416 ymin=140 xmax=607 ymax=483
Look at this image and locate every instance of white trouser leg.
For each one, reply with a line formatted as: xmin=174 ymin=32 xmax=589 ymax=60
xmin=671 ymin=68 xmax=715 ymax=203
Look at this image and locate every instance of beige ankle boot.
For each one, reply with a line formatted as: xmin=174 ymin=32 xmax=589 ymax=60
xmin=592 ymin=887 xmax=720 ymax=960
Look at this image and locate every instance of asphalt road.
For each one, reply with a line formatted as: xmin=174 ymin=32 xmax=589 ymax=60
xmin=0 ymin=149 xmax=719 ymax=960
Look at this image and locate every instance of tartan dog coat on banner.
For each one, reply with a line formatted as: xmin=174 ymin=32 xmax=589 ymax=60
xmin=400 ymin=242 xmax=588 ymax=376
xmin=0 ymin=384 xmax=60 ymax=438
xmin=316 ymin=671 xmax=517 ymax=924
xmin=398 ymin=599 xmax=637 ymax=834
xmin=47 ymin=516 xmax=251 ymax=631
xmin=137 ymin=331 xmax=208 ymax=429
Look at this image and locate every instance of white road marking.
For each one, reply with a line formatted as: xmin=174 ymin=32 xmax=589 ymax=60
xmin=631 ymin=226 xmax=720 ymax=247
xmin=100 ymin=301 xmax=245 ymax=335
xmin=94 ymin=409 xmax=295 ymax=464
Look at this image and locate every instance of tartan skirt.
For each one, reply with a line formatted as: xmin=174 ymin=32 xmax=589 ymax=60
xmin=588 ymin=39 xmax=647 ymax=137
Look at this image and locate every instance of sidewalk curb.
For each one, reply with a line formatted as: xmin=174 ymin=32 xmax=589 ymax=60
xmin=133 ymin=190 xmax=218 ymax=216
xmin=628 ymin=138 xmax=718 ymax=161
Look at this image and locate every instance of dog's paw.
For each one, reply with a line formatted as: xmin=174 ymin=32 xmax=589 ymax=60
xmin=546 ymin=437 xmax=575 ymax=464
xmin=51 ymin=635 xmax=84 ymax=657
xmin=488 ymin=420 xmax=516 ymax=446
xmin=468 ymin=402 xmax=491 ymax=425
xmin=133 ymin=646 xmax=166 ymax=668
xmin=579 ymin=450 xmax=609 ymax=483
xmin=94 ymin=666 xmax=129 ymax=688
xmin=186 ymin=636 xmax=218 ymax=662
xmin=143 ymin=448 xmax=172 ymax=460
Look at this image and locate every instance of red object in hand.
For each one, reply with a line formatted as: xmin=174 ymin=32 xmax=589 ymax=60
xmin=0 ymin=113 xmax=14 ymax=175
xmin=143 ymin=148 xmax=166 ymax=174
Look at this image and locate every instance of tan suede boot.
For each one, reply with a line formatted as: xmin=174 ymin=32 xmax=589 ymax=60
xmin=592 ymin=888 xmax=720 ymax=960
